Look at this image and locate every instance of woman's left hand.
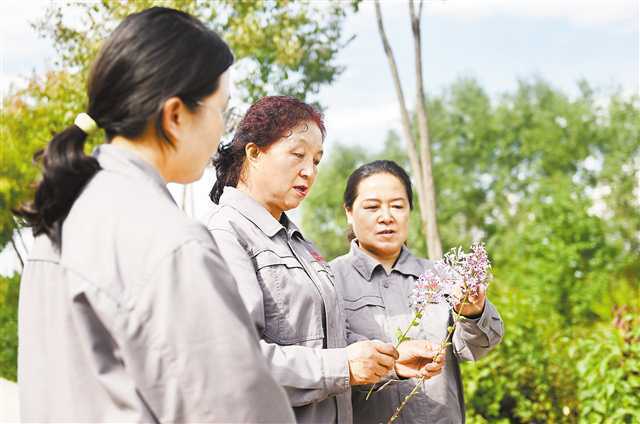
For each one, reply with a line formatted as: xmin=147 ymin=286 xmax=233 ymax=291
xmin=454 ymin=284 xmax=487 ymax=318
xmin=395 ymin=340 xmax=445 ymax=379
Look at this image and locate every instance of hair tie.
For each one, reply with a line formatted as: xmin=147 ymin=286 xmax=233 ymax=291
xmin=218 ymin=139 xmax=234 ymax=152
xmin=74 ymin=113 xmax=98 ymax=134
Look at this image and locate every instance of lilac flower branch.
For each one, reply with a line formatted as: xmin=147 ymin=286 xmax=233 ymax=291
xmin=387 ymin=292 xmax=471 ymax=424
xmin=365 ymin=268 xmax=448 ymax=400
xmin=386 ymin=243 xmax=492 ymax=423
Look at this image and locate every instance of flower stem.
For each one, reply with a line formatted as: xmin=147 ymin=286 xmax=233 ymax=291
xmin=387 ymin=376 xmax=424 ymax=423
xmin=387 ymin=294 xmax=470 ymax=423
xmin=365 ymin=314 xmax=421 ymax=400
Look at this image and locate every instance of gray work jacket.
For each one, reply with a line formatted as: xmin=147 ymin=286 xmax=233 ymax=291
xmin=18 ymin=144 xmax=294 ymax=423
xmin=206 ymin=187 xmax=352 ymax=424
xmin=330 ymin=240 xmax=504 ymax=424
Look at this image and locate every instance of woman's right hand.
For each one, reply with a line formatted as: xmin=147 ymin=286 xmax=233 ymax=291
xmin=346 ymin=340 xmax=399 ymax=385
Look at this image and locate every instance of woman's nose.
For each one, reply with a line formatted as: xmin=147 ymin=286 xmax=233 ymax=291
xmin=378 ymin=207 xmax=393 ymax=223
xmin=299 ymin=160 xmax=315 ymax=178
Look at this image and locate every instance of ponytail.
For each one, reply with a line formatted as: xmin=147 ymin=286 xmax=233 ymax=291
xmin=209 ymin=141 xmax=245 ymax=204
xmin=13 ymin=124 xmax=101 ymax=247
xmin=13 ymin=7 xmax=234 ymax=247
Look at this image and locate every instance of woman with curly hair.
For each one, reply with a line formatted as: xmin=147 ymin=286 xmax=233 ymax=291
xmin=206 ymin=96 xmax=444 ymax=423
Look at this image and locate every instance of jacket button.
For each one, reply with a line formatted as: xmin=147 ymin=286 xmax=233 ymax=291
xmin=383 ymin=280 xmax=390 ymax=288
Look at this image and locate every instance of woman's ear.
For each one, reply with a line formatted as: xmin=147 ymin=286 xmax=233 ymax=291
xmin=245 ymin=143 xmax=261 ymax=164
xmin=160 ymin=97 xmax=186 ymax=145
xmin=345 ymin=206 xmax=353 ymax=226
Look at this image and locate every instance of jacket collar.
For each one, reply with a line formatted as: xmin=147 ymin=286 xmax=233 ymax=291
xmin=349 ymin=239 xmax=424 ymax=281
xmin=218 ymin=186 xmax=302 ymax=239
xmin=94 ymin=144 xmax=174 ymax=203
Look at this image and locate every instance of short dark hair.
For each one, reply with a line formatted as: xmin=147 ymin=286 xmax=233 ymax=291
xmin=14 ymin=7 xmax=234 ymax=247
xmin=343 ymin=160 xmax=414 ymax=241
xmin=344 ymin=160 xmax=414 ymax=210
xmin=209 ymin=96 xmax=325 ymax=203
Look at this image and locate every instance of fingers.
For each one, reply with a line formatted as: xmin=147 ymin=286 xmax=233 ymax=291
xmin=419 ymin=356 xmax=445 ymax=378
xmin=394 ymin=364 xmax=420 ymax=379
xmin=373 ymin=363 xmax=390 ymax=379
xmin=423 ymin=361 xmax=444 ymax=372
xmin=373 ymin=341 xmax=399 ymax=360
xmin=471 ymin=285 xmax=487 ymax=305
xmin=347 ymin=341 xmax=399 ymax=385
xmin=376 ymin=351 xmax=395 ymax=370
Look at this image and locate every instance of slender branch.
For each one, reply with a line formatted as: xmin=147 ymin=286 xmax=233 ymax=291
xmin=10 ymin=237 xmax=24 ymax=271
xmin=374 ymin=0 xmax=425 ymax=198
xmin=365 ymin=313 xmax=421 ymax=400
xmin=388 ymin=294 xmax=471 ymax=423
xmin=387 ymin=378 xmax=422 ymax=423
xmin=13 ymin=217 xmax=29 ymax=253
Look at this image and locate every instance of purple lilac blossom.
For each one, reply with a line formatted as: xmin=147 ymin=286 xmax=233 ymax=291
xmin=411 ymin=269 xmax=449 ymax=312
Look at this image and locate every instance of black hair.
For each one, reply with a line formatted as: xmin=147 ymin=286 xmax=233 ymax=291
xmin=14 ymin=7 xmax=234 ymax=247
xmin=343 ymin=160 xmax=413 ymax=241
xmin=209 ymin=96 xmax=325 ymax=204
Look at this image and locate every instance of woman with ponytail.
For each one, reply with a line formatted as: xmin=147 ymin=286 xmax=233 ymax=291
xmin=206 ymin=96 xmax=441 ymax=423
xmin=14 ymin=8 xmax=293 ymax=422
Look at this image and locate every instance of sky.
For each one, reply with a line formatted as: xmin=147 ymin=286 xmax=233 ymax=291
xmin=1 ymin=0 xmax=638 ymax=275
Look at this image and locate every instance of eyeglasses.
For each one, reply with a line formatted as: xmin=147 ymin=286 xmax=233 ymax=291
xmin=196 ymin=101 xmax=241 ymax=134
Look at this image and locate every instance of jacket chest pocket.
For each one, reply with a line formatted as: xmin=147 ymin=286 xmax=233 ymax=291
xmin=343 ymin=294 xmax=387 ymax=342
xmin=254 ymin=250 xmax=325 ymax=345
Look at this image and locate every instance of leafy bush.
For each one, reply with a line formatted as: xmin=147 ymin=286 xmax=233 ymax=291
xmin=572 ymin=308 xmax=640 ymax=423
xmin=0 ymin=273 xmax=20 ymax=381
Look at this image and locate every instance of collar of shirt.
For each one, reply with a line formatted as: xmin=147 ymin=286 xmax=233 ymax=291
xmin=93 ymin=143 xmax=175 ymax=203
xmin=218 ymin=186 xmax=303 ymax=240
xmin=348 ymin=239 xmax=424 ymax=281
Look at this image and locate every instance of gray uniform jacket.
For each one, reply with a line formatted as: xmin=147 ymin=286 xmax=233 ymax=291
xmin=330 ymin=240 xmax=504 ymax=424
xmin=18 ymin=145 xmax=294 ymax=423
xmin=206 ymin=187 xmax=352 ymax=424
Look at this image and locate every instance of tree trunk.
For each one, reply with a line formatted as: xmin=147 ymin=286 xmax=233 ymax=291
xmin=409 ymin=0 xmax=442 ymax=259
xmin=374 ymin=0 xmax=443 ymax=259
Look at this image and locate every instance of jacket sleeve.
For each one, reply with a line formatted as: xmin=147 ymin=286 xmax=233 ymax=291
xmin=451 ymin=298 xmax=504 ymax=361
xmin=212 ymin=228 xmax=350 ymax=407
xmin=118 ymin=237 xmax=296 ymax=423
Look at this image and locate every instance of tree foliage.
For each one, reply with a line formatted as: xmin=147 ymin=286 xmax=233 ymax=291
xmin=0 ymin=0 xmax=354 ymax=252
xmin=302 ymin=77 xmax=639 ymax=422
xmin=36 ymin=0 xmax=353 ymax=101
xmin=0 ymin=274 xmax=19 ymax=381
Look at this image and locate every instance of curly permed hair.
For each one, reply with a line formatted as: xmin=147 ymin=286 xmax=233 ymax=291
xmin=209 ymin=96 xmax=325 ymax=203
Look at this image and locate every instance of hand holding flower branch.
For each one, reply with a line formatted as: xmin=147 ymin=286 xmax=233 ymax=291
xmin=386 ymin=243 xmax=493 ymax=423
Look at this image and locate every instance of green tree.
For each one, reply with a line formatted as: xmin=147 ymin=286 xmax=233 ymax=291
xmin=0 ymin=0 xmax=355 ymax=252
xmin=37 ymin=0 xmax=354 ymax=102
xmin=302 ymin=77 xmax=639 ymax=422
